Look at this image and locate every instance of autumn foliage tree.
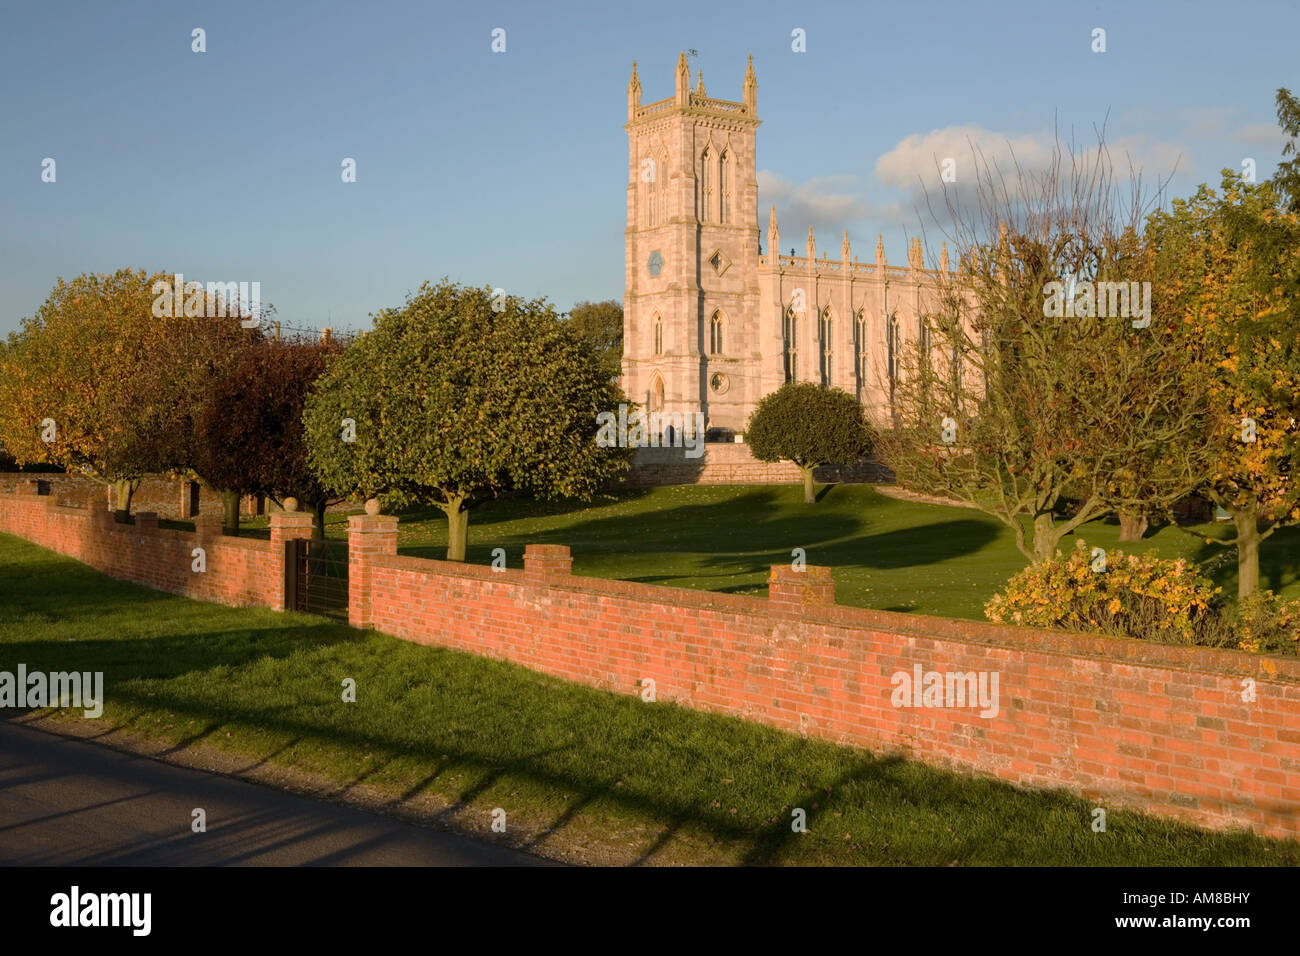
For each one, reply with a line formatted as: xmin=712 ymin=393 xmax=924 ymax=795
xmin=879 ymin=136 xmax=1212 ymax=564
xmin=303 ymin=281 xmax=631 ymax=560
xmin=0 ymin=269 xmax=262 ymax=523
xmin=193 ymin=335 xmax=343 ymax=537
xmin=0 ymin=270 xmax=165 ymax=517
xmin=123 ymin=304 xmax=264 ymax=529
xmin=1147 ymin=172 xmax=1300 ymax=597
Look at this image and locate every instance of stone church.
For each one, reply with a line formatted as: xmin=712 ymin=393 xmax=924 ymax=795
xmin=621 ymin=53 xmax=955 ymax=438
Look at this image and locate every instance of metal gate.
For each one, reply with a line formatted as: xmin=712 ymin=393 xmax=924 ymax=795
xmin=286 ymin=538 xmax=349 ymax=620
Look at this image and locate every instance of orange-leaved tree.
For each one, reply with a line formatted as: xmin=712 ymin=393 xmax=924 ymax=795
xmin=1147 ymin=172 xmax=1300 ymax=597
xmin=0 ymin=270 xmax=162 ymax=517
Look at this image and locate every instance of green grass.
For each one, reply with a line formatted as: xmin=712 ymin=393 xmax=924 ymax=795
xmin=225 ymin=484 xmax=1300 ymax=620
xmin=1 ymin=531 xmax=1296 ymax=865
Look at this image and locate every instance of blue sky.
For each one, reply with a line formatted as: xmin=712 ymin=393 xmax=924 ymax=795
xmin=1 ymin=0 xmax=1294 ymax=336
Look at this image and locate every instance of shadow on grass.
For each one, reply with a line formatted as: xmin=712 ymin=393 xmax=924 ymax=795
xmin=4 ymin=528 xmax=1295 ymax=866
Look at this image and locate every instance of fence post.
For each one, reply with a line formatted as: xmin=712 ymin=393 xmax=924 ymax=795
xmin=270 ymin=499 xmax=315 ymax=611
xmin=348 ymin=502 xmax=398 ymax=629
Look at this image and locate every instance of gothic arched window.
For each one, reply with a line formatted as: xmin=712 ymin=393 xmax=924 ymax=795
xmin=719 ymin=150 xmax=730 ymax=224
xmin=887 ymin=313 xmax=900 ymax=410
xmin=647 ymin=155 xmax=658 ymax=227
xmin=653 ymin=314 xmax=663 ymax=356
xmin=784 ymin=306 xmax=799 ymax=382
xmin=709 ymin=312 xmax=724 ymax=355
xmin=700 ymin=148 xmax=712 ymax=223
xmin=820 ymin=307 xmax=833 ymax=386
xmin=649 ymin=373 xmax=665 ymax=413
xmin=659 ymin=152 xmax=669 ymax=223
xmin=855 ymin=311 xmax=868 ymax=392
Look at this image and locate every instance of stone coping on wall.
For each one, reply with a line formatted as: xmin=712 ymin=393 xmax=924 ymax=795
xmin=372 ymin=548 xmax=1300 ymax=684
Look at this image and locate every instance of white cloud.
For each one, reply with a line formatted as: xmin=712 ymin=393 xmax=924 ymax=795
xmin=759 ymin=170 xmax=872 ymax=224
xmin=874 ymin=125 xmax=1056 ymax=192
xmin=1235 ymin=122 xmax=1285 ymax=148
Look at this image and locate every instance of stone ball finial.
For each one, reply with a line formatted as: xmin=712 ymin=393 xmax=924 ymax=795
xmin=364 ymin=498 xmax=381 ymax=516
xmin=283 ymin=497 xmax=299 ymax=512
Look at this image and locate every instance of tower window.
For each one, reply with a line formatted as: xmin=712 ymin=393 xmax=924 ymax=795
xmin=709 ymin=312 xmax=724 ymax=355
xmin=719 ymin=150 xmax=729 ymax=224
xmin=653 ymin=315 xmax=663 ymax=355
xmin=700 ymin=148 xmax=712 ymax=223
xmin=660 ymin=153 xmax=669 ymax=223
xmin=647 ymin=155 xmax=657 ymax=227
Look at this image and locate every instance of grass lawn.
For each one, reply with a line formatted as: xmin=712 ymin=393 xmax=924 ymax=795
xmin=1 ymin=531 xmax=1296 ymax=866
xmin=227 ymin=484 xmax=1300 ymax=620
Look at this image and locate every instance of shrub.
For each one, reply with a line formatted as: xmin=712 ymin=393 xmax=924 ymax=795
xmin=985 ymin=539 xmax=1223 ymax=645
xmin=1229 ymin=590 xmax=1300 ymax=655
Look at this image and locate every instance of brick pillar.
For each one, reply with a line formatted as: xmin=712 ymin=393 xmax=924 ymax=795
xmin=348 ymin=513 xmax=398 ymax=628
xmin=270 ymin=508 xmax=315 ymax=611
xmin=768 ymin=564 xmax=835 ymax=610
xmin=524 ymin=544 xmax=572 ymax=581
xmin=193 ymin=512 xmax=223 ymax=540
xmin=269 ymin=509 xmax=314 ymax=552
xmin=90 ymin=507 xmax=114 ymax=533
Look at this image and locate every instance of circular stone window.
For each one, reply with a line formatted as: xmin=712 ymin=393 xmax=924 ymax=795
xmin=709 ymin=372 xmax=729 ymax=394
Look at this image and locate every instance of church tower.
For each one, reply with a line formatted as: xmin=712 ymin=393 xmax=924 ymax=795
xmin=622 ymin=54 xmax=762 ymax=436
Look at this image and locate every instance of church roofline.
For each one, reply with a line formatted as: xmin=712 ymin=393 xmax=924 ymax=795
xmin=627 ymin=94 xmax=759 ymax=126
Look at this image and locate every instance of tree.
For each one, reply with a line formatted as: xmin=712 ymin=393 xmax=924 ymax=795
xmin=193 ymin=335 xmax=343 ymax=538
xmin=746 ymin=382 xmax=874 ymax=504
xmin=0 ymin=270 xmax=165 ymax=518
xmin=1274 ymin=87 xmax=1300 ymax=213
xmin=879 ymin=135 xmax=1213 ymax=564
xmin=303 ymin=280 xmax=631 ymax=560
xmin=566 ymin=299 xmax=623 ymax=380
xmin=121 ymin=302 xmax=265 ymax=530
xmin=1147 ymin=172 xmax=1300 ymax=597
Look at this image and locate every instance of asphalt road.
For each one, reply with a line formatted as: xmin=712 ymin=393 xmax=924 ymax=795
xmin=0 ymin=721 xmax=551 ymax=866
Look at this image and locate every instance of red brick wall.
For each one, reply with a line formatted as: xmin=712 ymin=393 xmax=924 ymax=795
xmin=0 ymin=492 xmax=309 ymax=609
xmin=0 ymin=473 xmax=264 ymax=519
xmin=348 ymin=519 xmax=1300 ymax=841
xmin=3 ymin=489 xmax=1297 ymax=841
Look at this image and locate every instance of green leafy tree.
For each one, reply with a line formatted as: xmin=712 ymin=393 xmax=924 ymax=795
xmin=1274 ymin=87 xmax=1300 ymax=213
xmin=745 ymin=382 xmax=875 ymax=504
xmin=303 ymin=281 xmax=631 ymax=560
xmin=566 ymin=299 xmax=623 ymax=380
